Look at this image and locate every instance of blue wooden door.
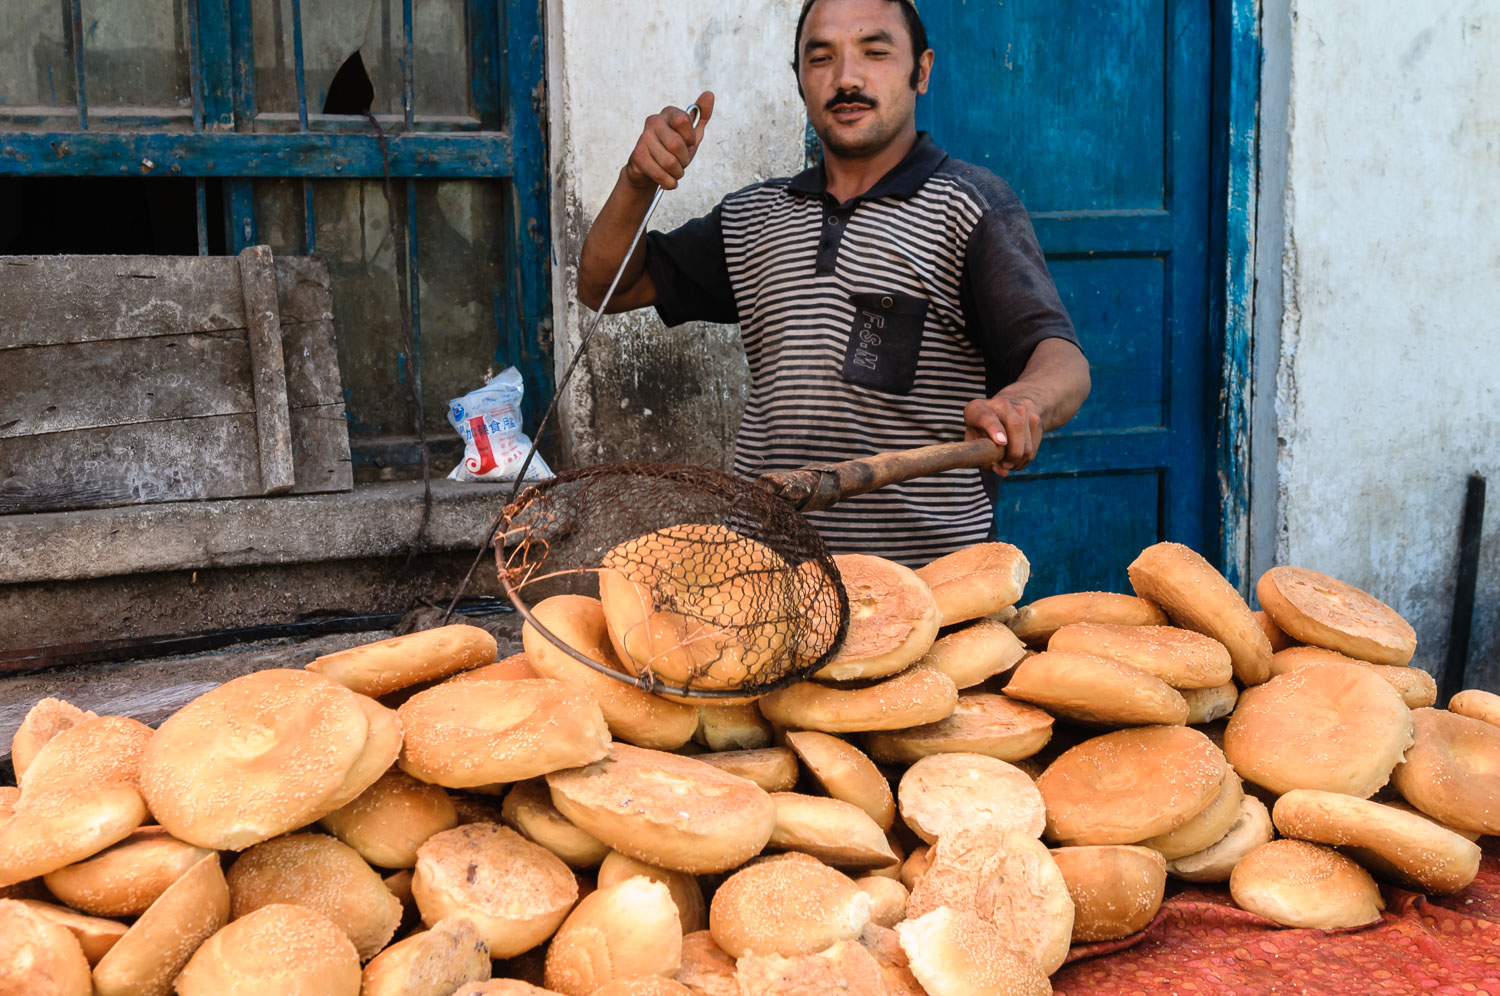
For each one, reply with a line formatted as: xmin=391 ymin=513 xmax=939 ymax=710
xmin=919 ymin=0 xmax=1216 ymax=597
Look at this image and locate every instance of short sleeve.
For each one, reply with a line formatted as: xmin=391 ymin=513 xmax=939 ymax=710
xmin=643 ymin=202 xmax=739 ymax=328
xmin=959 ymin=185 xmax=1082 ymax=392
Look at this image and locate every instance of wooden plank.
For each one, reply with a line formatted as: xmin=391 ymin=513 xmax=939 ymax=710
xmin=0 ymin=331 xmax=254 ymax=439
xmin=238 ymin=246 xmax=296 ymax=494
xmin=274 ymin=257 xmax=334 ymax=324
xmin=282 ymin=321 xmax=344 ymax=407
xmin=290 ymin=404 xmax=355 ymax=494
xmin=0 ymin=415 xmax=264 ymax=514
xmin=0 ymin=256 xmax=245 ymax=349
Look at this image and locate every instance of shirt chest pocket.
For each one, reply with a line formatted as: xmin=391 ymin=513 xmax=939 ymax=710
xmin=842 ymin=292 xmax=928 ymax=395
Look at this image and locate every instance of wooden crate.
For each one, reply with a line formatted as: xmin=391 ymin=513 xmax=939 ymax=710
xmin=0 ymin=246 xmax=352 ymax=513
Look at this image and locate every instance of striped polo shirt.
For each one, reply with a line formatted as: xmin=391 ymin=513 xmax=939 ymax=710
xmin=644 ymin=133 xmax=1079 ymax=566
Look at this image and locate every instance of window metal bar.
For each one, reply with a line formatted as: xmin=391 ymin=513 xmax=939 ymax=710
xmin=70 ymin=0 xmax=88 ymax=129
xmin=403 ymin=0 xmax=416 ymax=131
xmin=196 ymin=179 xmax=209 ymax=255
xmin=187 ymin=0 xmax=205 ymax=134
xmin=291 ymin=0 xmax=315 ymax=253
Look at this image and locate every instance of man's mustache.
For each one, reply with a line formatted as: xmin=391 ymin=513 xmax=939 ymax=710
xmin=826 ymin=91 xmax=877 ymax=110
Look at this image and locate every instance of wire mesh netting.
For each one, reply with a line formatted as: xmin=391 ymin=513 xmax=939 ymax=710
xmin=496 ymin=463 xmax=849 ymax=698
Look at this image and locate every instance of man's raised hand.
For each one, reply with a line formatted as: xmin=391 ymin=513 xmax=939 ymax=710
xmin=624 ymin=91 xmax=715 ymax=191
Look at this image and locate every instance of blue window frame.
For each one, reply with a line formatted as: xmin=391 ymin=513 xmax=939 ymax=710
xmin=0 ymin=0 xmax=553 ymax=474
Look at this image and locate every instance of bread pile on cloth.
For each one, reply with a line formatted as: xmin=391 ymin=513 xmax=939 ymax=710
xmin=2 ymin=535 xmax=1498 ymax=996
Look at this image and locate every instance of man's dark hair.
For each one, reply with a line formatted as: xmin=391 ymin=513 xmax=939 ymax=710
xmin=792 ymin=0 xmax=931 ymax=90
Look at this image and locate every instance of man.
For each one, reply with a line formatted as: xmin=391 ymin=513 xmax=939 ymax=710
xmin=578 ymin=0 xmax=1090 ymax=566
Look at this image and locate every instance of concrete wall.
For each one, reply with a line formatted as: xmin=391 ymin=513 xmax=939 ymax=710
xmin=544 ymin=0 xmax=807 ymax=470
xmin=1269 ymin=0 xmax=1500 ymax=680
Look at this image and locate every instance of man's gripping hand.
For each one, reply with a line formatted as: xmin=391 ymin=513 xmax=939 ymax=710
xmin=625 ymin=92 xmax=715 ymax=191
xmin=964 ymin=394 xmax=1045 ymax=478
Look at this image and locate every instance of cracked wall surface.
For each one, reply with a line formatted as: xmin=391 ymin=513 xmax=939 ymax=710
xmin=1275 ymin=0 xmax=1500 ymax=683
xmin=545 ymin=0 xmax=805 ymax=471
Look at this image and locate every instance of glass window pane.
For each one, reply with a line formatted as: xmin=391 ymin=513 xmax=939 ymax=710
xmin=79 ymin=0 xmax=193 ymax=108
xmin=256 ymin=178 xmax=509 ymax=469
xmin=252 ymin=0 xmax=470 ymax=120
xmin=0 ymin=1 xmax=78 ymax=110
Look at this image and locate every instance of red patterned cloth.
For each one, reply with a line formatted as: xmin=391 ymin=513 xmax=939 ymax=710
xmin=1053 ymin=838 xmax=1500 ymax=995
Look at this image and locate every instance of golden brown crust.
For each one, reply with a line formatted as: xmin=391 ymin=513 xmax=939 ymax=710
xmin=854 ymin=876 xmax=909 ymax=928
xmin=733 ymin=939 xmax=888 ymax=996
xmin=0 ymin=899 xmax=93 ymax=996
xmin=1229 ymin=840 xmax=1383 ymax=929
xmin=918 ymin=615 xmax=1028 ymax=689
xmin=757 ymin=664 xmax=958 ymax=733
xmin=412 ymin=824 xmax=577 ymax=960
xmin=226 ymin=833 xmax=402 ymax=961
xmin=0 ymin=782 xmax=147 ymax=888
xmin=43 ymin=826 xmax=213 ymax=918
xmin=19 ymin=715 xmax=153 ymax=796
xmin=175 ymin=903 xmax=362 ymax=996
xmin=1390 ymin=707 xmax=1500 ymax=834
xmin=692 ymin=748 xmax=800 ymax=793
xmin=709 ymin=853 xmax=871 ymax=959
xmin=1165 ymin=794 xmax=1273 ymax=883
xmin=1003 ymin=650 xmax=1190 ymax=726
xmin=1272 ymin=788 xmax=1480 ymax=894
xmin=1140 ymin=770 xmax=1245 ymax=859
xmin=592 ymin=979 xmax=698 ymax=996
xmin=864 ymin=692 xmax=1052 ymax=765
xmin=546 ymin=743 xmax=777 ymax=875
xmin=359 ymin=918 xmax=492 ymax=996
xmin=398 ymin=677 xmax=611 ymax=789
xmin=1037 ymin=726 xmax=1227 ymax=845
xmin=9 ymin=697 xmax=97 ymax=781
xmin=598 ymin=523 xmax=795 ymax=692
xmin=1128 ymin=542 xmax=1272 ymax=685
xmin=1256 ymin=566 xmax=1416 ymax=666
xmin=91 ymin=853 xmax=231 ymax=996
xmin=1223 ymin=662 xmax=1413 ymax=798
xmin=784 ymin=731 xmax=895 ymax=831
xmin=674 ymin=930 xmax=739 ymax=996
xmin=1010 ymin=591 xmax=1170 ymax=646
xmin=309 ymin=624 xmax=499 ymax=697
xmin=1181 ymin=683 xmax=1239 ymax=725
xmin=1253 ymin=610 xmax=1300 ymax=652
xmin=500 ymin=779 xmax=610 ymax=870
xmin=766 ymin=793 xmax=897 ymax=869
xmin=320 ymin=769 xmax=459 ymax=871
xmin=597 ymin=851 xmax=707 ymax=934
xmin=1049 ymin=623 xmax=1234 ymax=689
xmin=542 ymin=877 xmax=683 ymax=996
xmin=12 ymin=899 xmax=126 ymax=965
xmin=1051 ymin=845 xmax=1167 ymax=942
xmin=523 ymin=594 xmax=700 ymax=750
xmin=897 ymin=753 xmax=1045 ymax=845
xmin=446 ymin=654 xmax=540 ymax=683
xmin=1269 ymin=646 xmax=1436 ymax=707
xmin=1450 ymin=688 xmax=1500 ymax=728
xmin=139 ymin=669 xmax=373 ymax=850
xmin=913 ymin=542 xmax=1030 ymax=627
xmin=694 ymin=703 xmax=773 ymax=752
xmin=896 ymin=906 xmax=1051 ymax=996
xmin=812 ymin=555 xmax=940 ymax=681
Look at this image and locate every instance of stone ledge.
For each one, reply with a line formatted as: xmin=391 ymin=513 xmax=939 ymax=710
xmin=0 ymin=480 xmax=515 ymax=585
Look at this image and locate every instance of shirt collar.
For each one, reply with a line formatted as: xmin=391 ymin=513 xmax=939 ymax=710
xmin=787 ymin=131 xmax=948 ymax=202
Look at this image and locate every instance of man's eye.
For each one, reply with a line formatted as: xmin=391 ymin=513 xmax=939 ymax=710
xmin=867 ymin=49 xmax=890 ymax=58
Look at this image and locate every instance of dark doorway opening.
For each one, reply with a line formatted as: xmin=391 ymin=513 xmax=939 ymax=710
xmin=0 ymin=177 xmax=227 ymax=256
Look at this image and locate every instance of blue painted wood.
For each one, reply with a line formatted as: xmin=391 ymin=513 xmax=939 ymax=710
xmin=69 ymin=0 xmax=88 ymax=129
xmin=1212 ymin=0 xmax=1262 ymax=593
xmin=197 ymin=0 xmax=236 ymax=131
xmin=469 ymin=0 xmax=503 ymax=128
xmin=498 ymin=0 xmax=555 ymax=438
xmin=919 ymin=0 xmax=1219 ymax=593
xmin=0 ymin=132 xmax=516 ymax=179
xmin=403 ymin=0 xmax=417 ymax=129
xmin=290 ymin=0 xmax=309 ymax=130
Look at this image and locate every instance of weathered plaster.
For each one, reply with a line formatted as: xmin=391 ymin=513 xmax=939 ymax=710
xmin=1275 ymin=1 xmax=1500 ymax=682
xmin=545 ymin=0 xmax=806 ymax=470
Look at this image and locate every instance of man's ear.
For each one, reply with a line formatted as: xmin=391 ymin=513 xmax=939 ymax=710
xmin=915 ymin=49 xmax=935 ymax=94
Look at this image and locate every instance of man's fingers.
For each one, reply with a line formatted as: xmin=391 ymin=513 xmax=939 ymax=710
xmin=644 ymin=133 xmax=686 ymax=181
xmin=693 ymin=91 xmax=715 ymax=143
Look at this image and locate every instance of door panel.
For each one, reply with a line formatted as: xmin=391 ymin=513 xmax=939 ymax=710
xmin=920 ymin=0 xmax=1214 ymax=597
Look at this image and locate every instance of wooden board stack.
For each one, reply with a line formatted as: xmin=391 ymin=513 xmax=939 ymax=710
xmin=1 ymin=540 xmax=1497 ymax=996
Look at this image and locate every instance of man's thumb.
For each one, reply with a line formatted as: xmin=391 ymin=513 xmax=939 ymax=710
xmin=694 ymin=91 xmax=716 ymax=136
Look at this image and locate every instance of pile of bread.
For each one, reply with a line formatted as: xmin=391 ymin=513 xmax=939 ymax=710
xmin=2 ymin=537 xmax=1498 ymax=996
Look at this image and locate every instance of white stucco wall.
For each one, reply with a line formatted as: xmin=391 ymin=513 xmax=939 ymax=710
xmin=1274 ymin=1 xmax=1500 ymax=679
xmin=544 ymin=0 xmax=807 ymax=468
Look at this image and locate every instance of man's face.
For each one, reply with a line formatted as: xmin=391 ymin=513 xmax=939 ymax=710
xmin=797 ymin=0 xmax=933 ymax=160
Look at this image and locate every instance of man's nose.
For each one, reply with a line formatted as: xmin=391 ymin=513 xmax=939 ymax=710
xmin=832 ymin=54 xmax=863 ymax=94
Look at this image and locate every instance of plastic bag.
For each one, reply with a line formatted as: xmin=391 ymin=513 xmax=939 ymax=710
xmin=445 ymin=368 xmax=553 ymax=483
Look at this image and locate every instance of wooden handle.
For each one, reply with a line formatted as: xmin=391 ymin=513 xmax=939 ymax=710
xmin=757 ymin=438 xmax=1004 ymax=512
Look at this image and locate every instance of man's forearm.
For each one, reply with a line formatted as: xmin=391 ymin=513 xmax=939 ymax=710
xmin=995 ymin=337 xmax=1091 ymax=431
xmin=576 ymin=169 xmax=658 ymax=313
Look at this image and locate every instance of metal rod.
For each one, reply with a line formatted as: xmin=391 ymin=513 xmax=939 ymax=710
xmin=291 ymin=0 xmax=309 ymax=130
xmin=195 ymin=179 xmax=209 ymax=255
xmin=302 ymin=181 xmax=316 ymax=254
xmin=1441 ymin=473 xmax=1487 ymax=704
xmin=70 ymin=0 xmax=87 ymax=129
xmin=402 ymin=0 xmax=416 ymax=130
